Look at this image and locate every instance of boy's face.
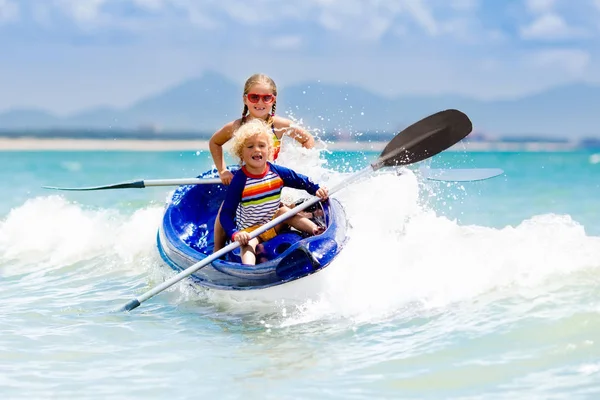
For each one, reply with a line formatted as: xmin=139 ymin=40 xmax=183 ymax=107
xmin=242 ymin=133 xmax=271 ymax=171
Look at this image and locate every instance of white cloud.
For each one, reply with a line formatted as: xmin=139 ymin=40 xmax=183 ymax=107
xmin=31 ymin=3 xmax=53 ymax=26
xmin=317 ymin=12 xmax=342 ymax=31
xmin=131 ymin=0 xmax=164 ymax=11
xmin=176 ymin=2 xmax=219 ymax=29
xmin=526 ymin=0 xmax=557 ymax=14
xmin=7 ymin=0 xmax=489 ymax=43
xmin=439 ymin=18 xmax=505 ymax=45
xmin=163 ymin=0 xmax=441 ymax=40
xmin=439 ymin=18 xmax=469 ymax=38
xmin=269 ymin=35 xmax=303 ymax=50
xmin=449 ymin=0 xmax=479 ymax=12
xmin=314 ymin=1 xmax=366 ymax=32
xmin=2 ymin=0 xmax=600 ymax=114
xmin=216 ymin=1 xmax=274 ymax=25
xmin=55 ymin=0 xmax=107 ymax=23
xmin=520 ymin=13 xmax=581 ymax=40
xmin=527 ymin=48 xmax=591 ymax=75
xmin=519 ymin=0 xmax=599 ymax=41
xmin=307 ymin=0 xmax=439 ymax=40
xmin=403 ymin=0 xmax=438 ymax=36
xmin=0 ymin=0 xmax=19 ymax=23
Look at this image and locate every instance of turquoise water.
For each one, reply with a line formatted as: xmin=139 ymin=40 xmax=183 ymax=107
xmin=1 ymin=145 xmax=600 ymax=399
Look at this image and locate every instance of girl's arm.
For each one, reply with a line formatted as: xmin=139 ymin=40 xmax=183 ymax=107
xmin=275 ymin=117 xmax=315 ymax=149
xmin=209 ymin=121 xmax=236 ymax=185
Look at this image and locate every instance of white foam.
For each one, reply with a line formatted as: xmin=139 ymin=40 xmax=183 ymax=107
xmin=0 ymin=195 xmax=163 ymax=275
xmin=266 ymin=168 xmax=600 ymax=325
xmin=185 ymin=164 xmax=600 ymax=327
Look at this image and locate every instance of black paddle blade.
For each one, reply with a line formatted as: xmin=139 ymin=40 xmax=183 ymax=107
xmin=375 ymin=109 xmax=472 ymax=169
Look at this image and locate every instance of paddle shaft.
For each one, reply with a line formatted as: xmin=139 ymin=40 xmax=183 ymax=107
xmin=133 ymin=178 xmax=221 ymax=187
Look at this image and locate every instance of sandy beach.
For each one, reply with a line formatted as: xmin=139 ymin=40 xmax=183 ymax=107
xmin=0 ymin=137 xmax=389 ymax=152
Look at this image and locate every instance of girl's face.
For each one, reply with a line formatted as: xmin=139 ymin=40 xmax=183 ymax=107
xmin=244 ymin=83 xmax=275 ymax=119
xmin=241 ymin=133 xmax=271 ymax=171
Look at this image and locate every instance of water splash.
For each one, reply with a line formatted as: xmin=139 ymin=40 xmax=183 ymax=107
xmin=2 ymin=159 xmax=599 ymax=328
xmin=0 ymin=195 xmax=163 ymax=276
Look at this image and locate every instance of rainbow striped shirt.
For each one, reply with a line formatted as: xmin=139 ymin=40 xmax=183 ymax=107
xmin=220 ymin=162 xmax=320 ymax=240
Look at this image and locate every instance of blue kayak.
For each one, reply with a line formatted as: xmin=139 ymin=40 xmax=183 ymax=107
xmin=156 ymin=169 xmax=349 ymax=291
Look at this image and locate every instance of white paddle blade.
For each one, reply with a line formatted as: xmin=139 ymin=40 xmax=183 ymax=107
xmin=419 ymin=168 xmax=504 ymax=182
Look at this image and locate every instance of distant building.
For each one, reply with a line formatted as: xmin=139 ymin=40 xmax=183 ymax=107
xmin=464 ymin=129 xmax=499 ymax=142
xmin=137 ymin=123 xmax=161 ymax=133
xmin=498 ymin=135 xmax=570 ymax=143
xmin=580 ymin=138 xmax=600 ymax=148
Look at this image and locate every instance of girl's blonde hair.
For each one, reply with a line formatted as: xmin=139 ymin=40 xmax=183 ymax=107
xmin=241 ymin=73 xmax=277 ymax=127
xmin=231 ymin=119 xmax=275 ymax=164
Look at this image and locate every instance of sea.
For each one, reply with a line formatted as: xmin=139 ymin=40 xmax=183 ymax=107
xmin=1 ymin=137 xmax=600 ymax=399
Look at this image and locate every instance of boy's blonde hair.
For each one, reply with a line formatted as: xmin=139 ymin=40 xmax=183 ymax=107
xmin=231 ymin=119 xmax=275 ymax=164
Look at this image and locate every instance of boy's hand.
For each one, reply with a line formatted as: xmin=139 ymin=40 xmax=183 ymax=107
xmin=233 ymin=231 xmax=250 ymax=245
xmin=315 ymin=187 xmax=329 ymax=200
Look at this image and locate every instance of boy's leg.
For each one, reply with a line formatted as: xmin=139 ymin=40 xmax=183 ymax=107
xmin=240 ymin=238 xmax=259 ymax=265
xmin=288 ymin=215 xmax=322 ymax=235
xmin=274 ymin=206 xmax=322 ymax=235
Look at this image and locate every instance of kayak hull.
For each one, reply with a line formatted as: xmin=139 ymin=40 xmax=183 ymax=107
xmin=156 ymin=169 xmax=349 ymax=291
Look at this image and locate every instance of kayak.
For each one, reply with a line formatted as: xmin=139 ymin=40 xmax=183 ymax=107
xmin=156 ymin=168 xmax=350 ymax=291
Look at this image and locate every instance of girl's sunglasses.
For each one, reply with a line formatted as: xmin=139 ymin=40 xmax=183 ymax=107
xmin=246 ymin=93 xmax=276 ymax=104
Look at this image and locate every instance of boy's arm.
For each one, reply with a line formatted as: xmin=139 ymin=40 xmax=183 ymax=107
xmin=270 ymin=164 xmax=320 ymax=195
xmin=219 ymin=172 xmax=245 ymax=240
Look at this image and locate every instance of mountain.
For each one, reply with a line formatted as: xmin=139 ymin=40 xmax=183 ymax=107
xmin=0 ymin=108 xmax=61 ymax=128
xmin=1 ymin=72 xmax=599 ymax=138
xmin=127 ymin=71 xmax=240 ymax=129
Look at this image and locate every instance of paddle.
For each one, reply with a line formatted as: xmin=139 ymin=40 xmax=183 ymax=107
xmin=417 ymin=167 xmax=504 ymax=182
xmin=43 ymin=168 xmax=503 ymax=191
xmin=42 ymin=177 xmax=221 ymax=191
xmin=118 ymin=109 xmax=472 ymax=312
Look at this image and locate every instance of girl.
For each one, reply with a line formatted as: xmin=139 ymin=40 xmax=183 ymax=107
xmin=209 ymin=73 xmax=315 ymax=185
xmin=219 ymin=119 xmax=328 ymax=266
xmin=210 ymin=73 xmax=316 ymax=251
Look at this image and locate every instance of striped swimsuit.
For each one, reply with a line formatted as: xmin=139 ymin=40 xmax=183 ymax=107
xmin=235 ymin=168 xmax=284 ymax=231
xmin=219 ymin=162 xmax=321 ymax=241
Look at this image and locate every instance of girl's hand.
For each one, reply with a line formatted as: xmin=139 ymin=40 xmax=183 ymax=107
xmin=315 ymin=187 xmax=329 ymax=200
xmin=219 ymin=169 xmax=234 ymax=185
xmin=288 ymin=125 xmax=314 ymax=149
xmin=300 ymin=134 xmax=315 ymax=149
xmin=233 ymin=231 xmax=250 ymax=245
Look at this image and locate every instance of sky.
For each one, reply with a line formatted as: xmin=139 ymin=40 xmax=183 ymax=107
xmin=1 ymin=0 xmax=600 ymax=115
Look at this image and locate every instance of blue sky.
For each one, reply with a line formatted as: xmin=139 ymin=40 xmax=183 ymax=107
xmin=1 ymin=0 xmax=600 ymax=115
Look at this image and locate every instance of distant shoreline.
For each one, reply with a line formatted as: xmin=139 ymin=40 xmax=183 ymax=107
xmin=0 ymin=137 xmax=594 ymax=152
xmin=0 ymin=137 xmax=389 ymax=152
